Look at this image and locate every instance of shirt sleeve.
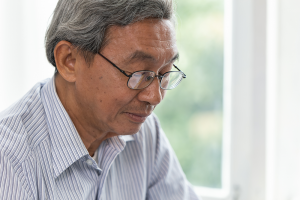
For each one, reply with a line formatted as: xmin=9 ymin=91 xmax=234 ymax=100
xmin=146 ymin=115 xmax=200 ymax=200
xmin=0 ymin=151 xmax=29 ymax=200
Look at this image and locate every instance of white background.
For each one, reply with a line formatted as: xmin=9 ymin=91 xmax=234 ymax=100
xmin=0 ymin=0 xmax=56 ymax=112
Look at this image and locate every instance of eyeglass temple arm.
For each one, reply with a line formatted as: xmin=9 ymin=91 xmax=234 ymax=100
xmin=173 ymin=64 xmax=186 ymax=78
xmin=98 ymin=52 xmax=131 ymax=77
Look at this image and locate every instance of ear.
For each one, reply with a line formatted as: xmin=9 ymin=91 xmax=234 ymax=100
xmin=54 ymin=41 xmax=77 ymax=82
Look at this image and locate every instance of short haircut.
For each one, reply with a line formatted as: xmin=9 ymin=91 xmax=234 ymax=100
xmin=45 ymin=0 xmax=175 ymax=68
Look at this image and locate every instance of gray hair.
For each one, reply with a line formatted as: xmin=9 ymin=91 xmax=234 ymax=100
xmin=45 ymin=0 xmax=175 ymax=68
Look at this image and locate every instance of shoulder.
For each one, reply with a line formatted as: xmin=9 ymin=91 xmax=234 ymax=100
xmin=0 ymin=80 xmax=49 ymax=165
xmin=0 ymin=80 xmax=51 ymax=200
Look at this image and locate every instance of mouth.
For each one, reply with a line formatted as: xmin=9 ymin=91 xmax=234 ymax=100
xmin=124 ymin=112 xmax=151 ymax=123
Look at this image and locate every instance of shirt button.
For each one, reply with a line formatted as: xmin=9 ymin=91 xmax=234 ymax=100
xmin=86 ymin=159 xmax=93 ymax=165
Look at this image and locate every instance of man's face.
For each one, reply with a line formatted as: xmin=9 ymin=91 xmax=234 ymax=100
xmin=73 ymin=19 xmax=178 ymax=136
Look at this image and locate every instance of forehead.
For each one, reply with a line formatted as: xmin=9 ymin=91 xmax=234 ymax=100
xmin=103 ymin=19 xmax=177 ymax=63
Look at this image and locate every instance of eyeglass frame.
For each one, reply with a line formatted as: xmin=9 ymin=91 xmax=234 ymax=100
xmin=97 ymin=52 xmax=186 ymax=90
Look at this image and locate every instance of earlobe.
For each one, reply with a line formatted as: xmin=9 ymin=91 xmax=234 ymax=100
xmin=54 ymin=41 xmax=77 ymax=82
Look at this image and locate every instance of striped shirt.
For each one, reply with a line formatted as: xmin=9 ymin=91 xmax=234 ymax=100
xmin=0 ymin=76 xmax=199 ymax=200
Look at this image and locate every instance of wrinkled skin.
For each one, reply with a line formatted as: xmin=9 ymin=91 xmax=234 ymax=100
xmin=54 ymin=18 xmax=178 ymax=155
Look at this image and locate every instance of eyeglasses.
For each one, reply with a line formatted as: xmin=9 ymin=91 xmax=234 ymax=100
xmin=98 ymin=53 xmax=186 ymax=90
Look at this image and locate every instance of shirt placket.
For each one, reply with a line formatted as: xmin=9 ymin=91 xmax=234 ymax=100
xmin=96 ymin=137 xmax=126 ymax=200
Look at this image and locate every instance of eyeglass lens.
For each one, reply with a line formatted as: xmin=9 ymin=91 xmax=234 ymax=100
xmin=161 ymin=71 xmax=184 ymax=90
xmin=127 ymin=71 xmax=184 ymax=90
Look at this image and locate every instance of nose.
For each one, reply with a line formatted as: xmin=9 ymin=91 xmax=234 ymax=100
xmin=137 ymin=77 xmax=164 ymax=106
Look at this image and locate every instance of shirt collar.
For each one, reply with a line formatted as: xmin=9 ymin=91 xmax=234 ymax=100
xmin=120 ymin=135 xmax=135 ymax=142
xmin=41 ymin=75 xmax=89 ymax=178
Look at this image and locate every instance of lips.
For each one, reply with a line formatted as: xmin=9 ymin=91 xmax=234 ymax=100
xmin=124 ymin=112 xmax=150 ymax=123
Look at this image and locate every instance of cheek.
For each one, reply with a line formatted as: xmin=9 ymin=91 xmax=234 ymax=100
xmin=76 ymin=66 xmax=134 ymax=111
xmin=98 ymin=88 xmax=135 ymax=111
xmin=74 ymin=74 xmax=107 ymax=110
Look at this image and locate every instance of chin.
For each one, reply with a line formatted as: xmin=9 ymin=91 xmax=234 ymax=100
xmin=117 ymin=124 xmax=143 ymax=136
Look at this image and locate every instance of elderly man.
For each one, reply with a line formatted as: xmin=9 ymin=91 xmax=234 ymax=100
xmin=0 ymin=0 xmax=199 ymax=199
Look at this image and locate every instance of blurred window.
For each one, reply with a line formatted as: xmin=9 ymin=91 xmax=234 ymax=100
xmin=155 ymin=0 xmax=224 ymax=188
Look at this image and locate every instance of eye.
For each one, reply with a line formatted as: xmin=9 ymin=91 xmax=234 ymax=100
xmin=144 ymin=74 xmax=153 ymax=81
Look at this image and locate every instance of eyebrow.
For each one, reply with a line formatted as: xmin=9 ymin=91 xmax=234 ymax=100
xmin=126 ymin=50 xmax=179 ymax=64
